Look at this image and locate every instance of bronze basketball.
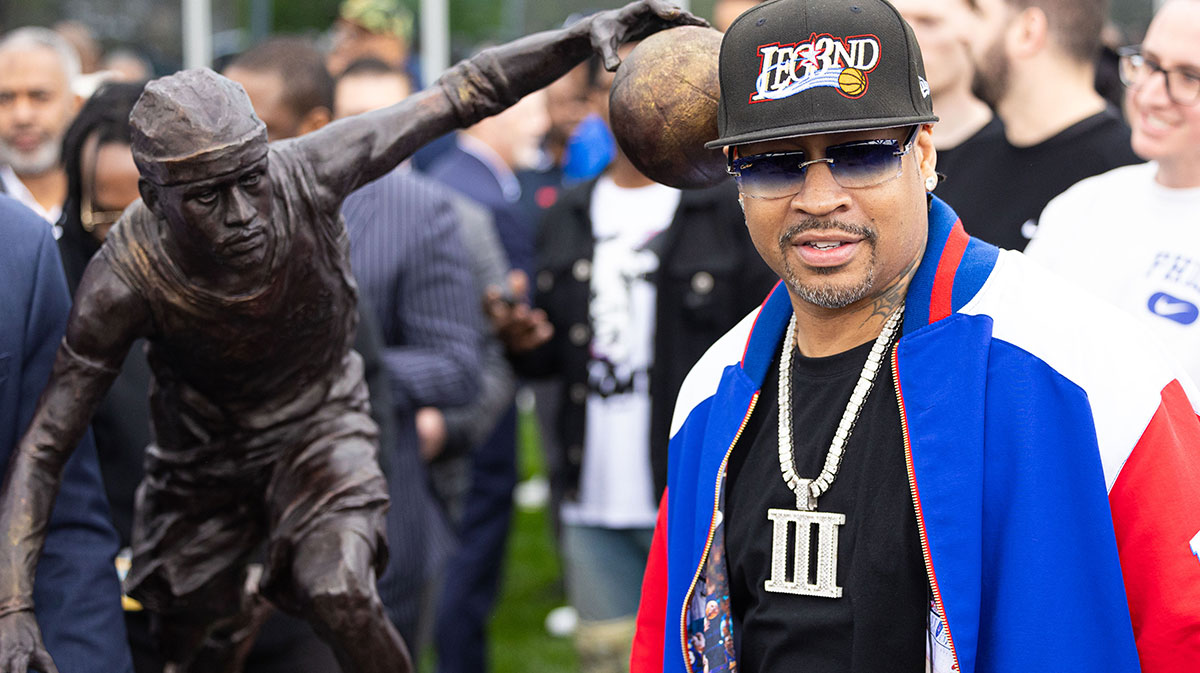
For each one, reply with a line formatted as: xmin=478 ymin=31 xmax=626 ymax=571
xmin=609 ymin=26 xmax=726 ymax=190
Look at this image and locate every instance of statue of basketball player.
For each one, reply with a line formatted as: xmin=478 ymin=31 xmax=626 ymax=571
xmin=0 ymin=3 xmax=703 ymax=672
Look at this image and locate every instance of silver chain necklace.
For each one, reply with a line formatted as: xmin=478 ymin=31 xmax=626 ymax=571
xmin=763 ymin=302 xmax=905 ymax=598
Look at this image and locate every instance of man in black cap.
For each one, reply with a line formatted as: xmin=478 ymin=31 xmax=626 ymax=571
xmin=631 ymin=1 xmax=1200 ymax=672
xmin=0 ymin=2 xmax=703 ymax=672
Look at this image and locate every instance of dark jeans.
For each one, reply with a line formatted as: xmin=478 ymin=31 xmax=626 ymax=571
xmin=434 ymin=407 xmax=518 ymax=673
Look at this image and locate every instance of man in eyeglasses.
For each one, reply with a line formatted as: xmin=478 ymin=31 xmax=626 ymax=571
xmin=631 ymin=1 xmax=1200 ymax=672
xmin=1028 ymin=0 xmax=1200 ymax=383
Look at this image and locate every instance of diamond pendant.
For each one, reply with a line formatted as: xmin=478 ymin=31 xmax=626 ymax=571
xmin=764 ymin=502 xmax=845 ymax=598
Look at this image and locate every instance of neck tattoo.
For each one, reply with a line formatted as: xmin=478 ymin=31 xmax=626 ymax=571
xmin=764 ymin=302 xmax=905 ymax=599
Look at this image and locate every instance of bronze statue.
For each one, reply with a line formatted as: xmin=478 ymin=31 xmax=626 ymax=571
xmin=0 ymin=3 xmax=703 ymax=672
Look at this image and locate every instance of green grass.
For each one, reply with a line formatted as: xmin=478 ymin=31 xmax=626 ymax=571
xmin=421 ymin=405 xmax=577 ymax=672
xmin=488 ymin=505 xmax=576 ymax=672
xmin=488 ymin=406 xmax=577 ymax=672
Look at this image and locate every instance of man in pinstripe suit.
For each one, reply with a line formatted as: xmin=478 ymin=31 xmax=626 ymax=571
xmin=0 ymin=2 xmax=704 ymax=672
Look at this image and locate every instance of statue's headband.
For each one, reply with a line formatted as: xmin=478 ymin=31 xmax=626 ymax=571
xmin=133 ymin=126 xmax=268 ymax=187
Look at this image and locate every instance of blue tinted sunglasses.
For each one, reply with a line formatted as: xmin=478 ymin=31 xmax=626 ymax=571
xmin=729 ymin=126 xmax=919 ymax=199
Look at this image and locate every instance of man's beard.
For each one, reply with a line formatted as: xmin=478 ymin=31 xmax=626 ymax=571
xmin=970 ymin=36 xmax=1010 ymax=110
xmin=0 ymin=136 xmax=60 ymax=176
xmin=779 ymin=219 xmax=878 ymax=310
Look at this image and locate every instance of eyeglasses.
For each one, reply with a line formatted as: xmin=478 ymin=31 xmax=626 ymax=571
xmin=1118 ymin=46 xmax=1200 ymax=107
xmin=80 ymin=189 xmax=124 ymax=233
xmin=78 ymin=133 xmax=126 ymax=234
xmin=728 ymin=126 xmax=918 ymax=200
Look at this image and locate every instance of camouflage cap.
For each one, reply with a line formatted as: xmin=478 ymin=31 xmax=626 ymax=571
xmin=339 ymin=0 xmax=414 ymax=40
xmin=130 ymin=69 xmax=268 ymax=186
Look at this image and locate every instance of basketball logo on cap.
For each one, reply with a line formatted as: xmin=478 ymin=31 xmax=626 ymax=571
xmin=750 ymin=33 xmax=881 ymax=103
xmin=837 ymin=68 xmax=867 ymax=98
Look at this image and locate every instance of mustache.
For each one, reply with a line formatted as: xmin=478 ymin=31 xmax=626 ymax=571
xmin=779 ymin=219 xmax=878 ymax=248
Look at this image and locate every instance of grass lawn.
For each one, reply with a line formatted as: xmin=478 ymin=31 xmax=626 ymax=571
xmin=421 ymin=403 xmax=578 ymax=672
xmin=488 ymin=504 xmax=576 ymax=672
xmin=489 ymin=405 xmax=577 ymax=672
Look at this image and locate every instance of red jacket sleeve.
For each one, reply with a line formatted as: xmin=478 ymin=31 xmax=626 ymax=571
xmin=631 ymin=489 xmax=670 ymax=673
xmin=1109 ymin=379 xmax=1200 ymax=672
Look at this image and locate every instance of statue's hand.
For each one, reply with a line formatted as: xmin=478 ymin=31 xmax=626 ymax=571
xmin=0 ymin=611 xmax=58 ymax=673
xmin=589 ymin=0 xmax=709 ymax=71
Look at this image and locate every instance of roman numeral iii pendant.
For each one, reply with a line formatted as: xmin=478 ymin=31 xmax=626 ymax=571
xmin=764 ymin=507 xmax=845 ymax=598
xmin=770 ymin=305 xmax=903 ymax=601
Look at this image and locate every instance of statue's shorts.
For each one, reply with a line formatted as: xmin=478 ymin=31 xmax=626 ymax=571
xmin=123 ymin=353 xmax=389 ymax=618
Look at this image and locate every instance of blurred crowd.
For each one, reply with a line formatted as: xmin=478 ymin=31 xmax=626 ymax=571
xmin=0 ymin=0 xmax=1196 ymax=672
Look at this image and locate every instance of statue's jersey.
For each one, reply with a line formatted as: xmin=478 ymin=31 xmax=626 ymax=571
xmin=100 ymin=143 xmax=388 ymax=611
xmin=102 ymin=143 xmax=360 ymax=438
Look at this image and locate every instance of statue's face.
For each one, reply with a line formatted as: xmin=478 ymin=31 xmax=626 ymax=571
xmin=152 ymin=146 xmax=274 ymax=271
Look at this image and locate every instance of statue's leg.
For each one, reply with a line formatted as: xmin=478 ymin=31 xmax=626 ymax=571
xmin=130 ymin=488 xmax=267 ymax=673
xmin=289 ymin=526 xmax=413 ymax=673
xmin=150 ymin=566 xmax=248 ymax=673
xmin=130 ymin=436 xmax=271 ymax=673
xmin=154 ymin=612 xmax=220 ymax=673
xmin=186 ymin=566 xmax=276 ymax=672
xmin=260 ymin=394 xmax=397 ymax=672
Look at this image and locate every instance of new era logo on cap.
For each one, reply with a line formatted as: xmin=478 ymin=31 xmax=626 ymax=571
xmin=707 ymin=0 xmax=938 ymax=149
xmin=752 ymin=33 xmax=882 ymax=102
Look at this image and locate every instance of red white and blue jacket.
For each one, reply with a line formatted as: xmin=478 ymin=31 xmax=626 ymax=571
xmin=632 ymin=197 xmax=1200 ymax=673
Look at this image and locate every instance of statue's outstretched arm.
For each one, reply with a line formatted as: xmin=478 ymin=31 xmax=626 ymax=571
xmin=302 ymin=0 xmax=705 ymax=201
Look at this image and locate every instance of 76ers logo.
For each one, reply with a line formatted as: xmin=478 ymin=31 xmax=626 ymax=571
xmin=751 ymin=33 xmax=881 ymax=103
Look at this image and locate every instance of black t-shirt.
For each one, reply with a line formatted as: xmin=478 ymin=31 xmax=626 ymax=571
xmin=934 ymin=107 xmax=1143 ymax=251
xmin=934 ymin=115 xmax=1005 ymax=188
xmin=725 ymin=338 xmax=927 ymax=673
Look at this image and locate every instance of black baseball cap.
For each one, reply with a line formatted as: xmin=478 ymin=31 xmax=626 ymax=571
xmin=706 ymin=0 xmax=938 ymax=149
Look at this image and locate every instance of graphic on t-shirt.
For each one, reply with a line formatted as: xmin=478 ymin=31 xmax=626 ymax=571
xmin=927 ymin=601 xmax=957 ymax=673
xmin=1145 ymin=252 xmax=1200 ymax=292
xmin=587 ymin=232 xmax=661 ymax=398
xmin=1142 ymin=253 xmax=1200 ymax=328
xmin=1147 ymin=292 xmax=1199 ymax=325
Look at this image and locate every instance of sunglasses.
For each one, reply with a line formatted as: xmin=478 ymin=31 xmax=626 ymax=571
xmin=78 ymin=132 xmax=127 ymax=235
xmin=728 ymin=126 xmax=918 ymax=200
xmin=1118 ymin=46 xmax=1200 ymax=107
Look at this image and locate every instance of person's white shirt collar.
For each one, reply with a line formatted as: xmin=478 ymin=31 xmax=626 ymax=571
xmin=0 ymin=165 xmax=63 ymax=237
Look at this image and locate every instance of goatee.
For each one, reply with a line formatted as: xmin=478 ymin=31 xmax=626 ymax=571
xmin=778 ymin=219 xmax=878 ymax=310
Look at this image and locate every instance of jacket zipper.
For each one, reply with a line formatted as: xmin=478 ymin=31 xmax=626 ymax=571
xmin=893 ymin=347 xmax=961 ymax=672
xmin=679 ymin=392 xmax=759 ymax=673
